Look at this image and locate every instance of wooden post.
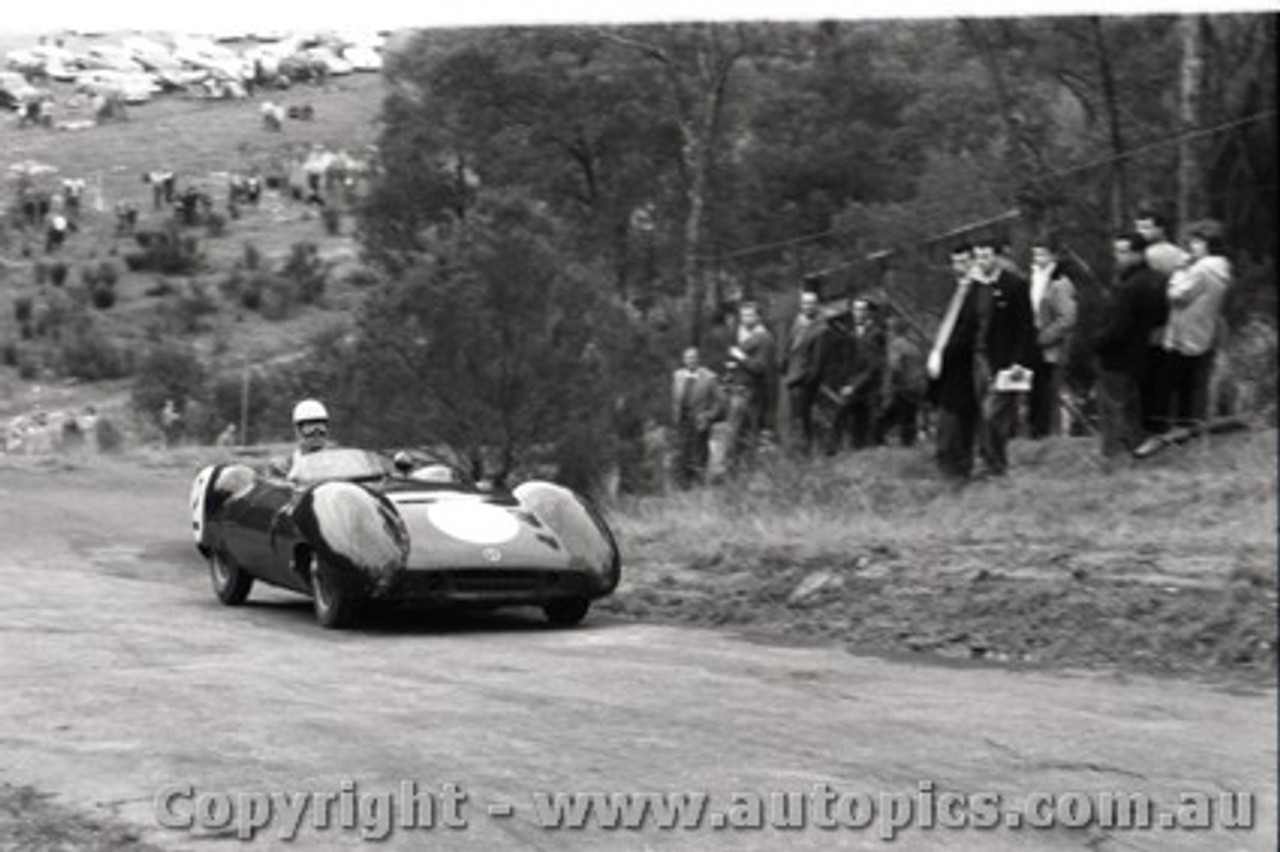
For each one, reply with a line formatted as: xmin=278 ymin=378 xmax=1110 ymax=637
xmin=239 ymin=367 xmax=250 ymax=447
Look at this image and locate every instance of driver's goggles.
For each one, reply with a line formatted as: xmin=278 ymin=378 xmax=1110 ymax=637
xmin=297 ymin=421 xmax=328 ymax=438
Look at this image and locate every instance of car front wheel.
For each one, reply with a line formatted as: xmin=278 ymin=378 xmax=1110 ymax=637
xmin=544 ymin=597 xmax=590 ymax=627
xmin=311 ymin=559 xmax=358 ymax=629
xmin=210 ymin=550 xmax=253 ymax=605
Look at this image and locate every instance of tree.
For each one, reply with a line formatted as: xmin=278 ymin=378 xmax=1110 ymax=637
xmin=346 ymin=194 xmax=620 ymax=489
xmin=1177 ymin=14 xmax=1208 ymax=226
xmin=598 ymin=24 xmax=756 ymax=346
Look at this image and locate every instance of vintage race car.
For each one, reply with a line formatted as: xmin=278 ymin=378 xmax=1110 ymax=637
xmin=189 ymin=448 xmax=620 ymax=629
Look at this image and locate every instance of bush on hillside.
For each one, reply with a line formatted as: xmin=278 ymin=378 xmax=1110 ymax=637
xmin=283 ymin=241 xmax=327 ymax=306
xmin=205 ymin=212 xmax=227 ymax=239
xmin=56 ymin=322 xmax=131 ymax=380
xmin=322 ymin=207 xmax=342 ymax=236
xmin=131 ymin=340 xmax=206 ymax=426
xmin=243 ymin=241 xmax=263 ymax=271
xmin=96 ymin=261 xmax=119 ymax=289
xmin=95 ymin=417 xmax=124 ymax=453
xmin=91 ymin=284 xmax=117 ymax=310
xmin=145 ymin=278 xmax=177 ymax=298
xmin=13 ymin=296 xmax=32 ymax=325
xmin=126 ymin=225 xmax=203 ymax=275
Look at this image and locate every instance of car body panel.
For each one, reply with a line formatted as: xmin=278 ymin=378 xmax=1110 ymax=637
xmin=194 ymin=449 xmax=619 ymax=616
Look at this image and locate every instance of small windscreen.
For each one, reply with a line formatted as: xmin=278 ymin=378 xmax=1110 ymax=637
xmin=288 ymin=448 xmax=392 ymax=484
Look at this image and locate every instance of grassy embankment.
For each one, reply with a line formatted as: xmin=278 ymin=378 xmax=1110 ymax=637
xmin=604 ymin=429 xmax=1277 ymax=679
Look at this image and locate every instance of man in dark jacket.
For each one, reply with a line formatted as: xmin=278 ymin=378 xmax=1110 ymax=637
xmin=926 ymin=244 xmax=991 ymax=481
xmin=819 ymin=298 xmax=885 ymax=454
xmin=876 ymin=313 xmax=928 ymax=446
xmin=971 ymin=237 xmax=1035 ymax=477
xmin=1095 ymin=233 xmax=1170 ymax=459
xmin=779 ymin=289 xmax=828 ymax=455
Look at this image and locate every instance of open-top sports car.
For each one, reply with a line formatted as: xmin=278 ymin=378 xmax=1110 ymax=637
xmin=189 ymin=448 xmax=620 ymax=629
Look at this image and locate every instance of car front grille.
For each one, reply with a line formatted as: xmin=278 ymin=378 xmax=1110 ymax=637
xmin=396 ymin=569 xmax=589 ymax=602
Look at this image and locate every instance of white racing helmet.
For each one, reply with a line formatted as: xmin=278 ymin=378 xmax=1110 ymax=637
xmin=292 ymin=399 xmax=329 ymax=425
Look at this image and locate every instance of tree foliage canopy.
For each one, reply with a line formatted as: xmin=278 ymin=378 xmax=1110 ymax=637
xmin=348 ymin=16 xmax=1275 ymax=489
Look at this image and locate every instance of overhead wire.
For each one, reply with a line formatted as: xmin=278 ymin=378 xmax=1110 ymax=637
xmin=698 ymin=108 xmax=1277 ymax=265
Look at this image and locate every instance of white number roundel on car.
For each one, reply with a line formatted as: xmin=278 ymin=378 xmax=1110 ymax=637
xmin=190 ymin=465 xmax=215 ymax=545
xmin=425 ymin=501 xmax=519 ymax=545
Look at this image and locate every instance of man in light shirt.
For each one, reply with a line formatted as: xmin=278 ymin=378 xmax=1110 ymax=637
xmin=1027 ymin=236 xmax=1078 ymax=438
xmin=671 ymin=347 xmax=723 ymax=487
xmin=723 ymin=302 xmax=775 ymax=473
xmin=1162 ymin=220 xmax=1232 ymax=428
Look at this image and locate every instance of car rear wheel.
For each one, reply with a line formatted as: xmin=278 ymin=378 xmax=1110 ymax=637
xmin=311 ymin=559 xmax=358 ymax=629
xmin=544 ymin=597 xmax=590 ymax=627
xmin=210 ymin=550 xmax=253 ymax=606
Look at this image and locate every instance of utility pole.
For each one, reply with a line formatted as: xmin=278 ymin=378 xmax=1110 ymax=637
xmin=239 ymin=366 xmax=250 ymax=447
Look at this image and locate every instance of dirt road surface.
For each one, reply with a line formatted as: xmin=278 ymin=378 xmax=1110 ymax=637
xmin=0 ymin=459 xmax=1273 ymax=850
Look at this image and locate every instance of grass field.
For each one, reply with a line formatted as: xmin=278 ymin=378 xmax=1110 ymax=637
xmin=0 ymin=73 xmax=386 ymax=418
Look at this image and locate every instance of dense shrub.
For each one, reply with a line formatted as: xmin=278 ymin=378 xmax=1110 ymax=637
xmin=16 ymin=350 xmax=38 ymax=380
xmin=145 ymin=279 xmax=177 ymax=298
xmin=13 ymin=296 xmax=32 ymax=324
xmin=97 ymin=261 xmax=119 ymax=289
xmin=125 ymin=225 xmax=203 ymax=274
xmin=321 ymin=207 xmax=341 ymax=236
xmin=205 ymin=212 xmax=227 ymax=238
xmin=32 ymin=290 xmax=74 ymax=341
xmin=243 ymin=241 xmax=263 ymax=271
xmin=131 ymin=340 xmax=206 ymax=425
xmin=168 ymin=282 xmax=219 ymax=332
xmin=90 ymin=284 xmax=117 ymax=310
xmin=258 ymin=276 xmax=296 ymax=321
xmin=56 ymin=322 xmax=131 ymax=380
xmin=343 ymin=265 xmax=382 ymax=288
xmin=94 ymin=417 xmax=124 ymax=453
xmin=49 ymin=262 xmax=69 ymax=287
xmin=0 ymin=341 xmax=17 ymax=367
xmin=219 ymin=269 xmax=244 ymax=302
xmin=283 ymin=241 xmax=327 ymax=306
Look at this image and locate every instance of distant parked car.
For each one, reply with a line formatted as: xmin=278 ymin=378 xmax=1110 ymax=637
xmin=305 ymin=47 xmax=353 ymax=76
xmin=341 ymin=45 xmax=383 ymax=72
xmin=0 ymin=71 xmax=41 ymax=110
xmin=76 ymin=70 xmax=157 ymax=104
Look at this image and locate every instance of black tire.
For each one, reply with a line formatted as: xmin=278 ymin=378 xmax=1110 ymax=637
xmin=209 ymin=550 xmax=253 ymax=606
xmin=311 ymin=559 xmax=358 ymax=630
xmin=544 ymin=597 xmax=590 ymax=627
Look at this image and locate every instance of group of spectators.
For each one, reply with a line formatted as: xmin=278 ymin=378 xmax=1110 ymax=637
xmin=670 ymin=209 xmax=1235 ymax=487
xmin=1094 ymin=213 xmax=1233 ymax=460
xmin=670 ymin=290 xmax=930 ymax=487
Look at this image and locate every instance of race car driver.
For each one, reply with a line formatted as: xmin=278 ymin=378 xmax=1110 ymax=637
xmin=268 ymin=399 xmax=335 ymax=479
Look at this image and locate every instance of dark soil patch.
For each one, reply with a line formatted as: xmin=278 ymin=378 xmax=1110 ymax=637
xmin=599 ymin=544 xmax=1277 ymax=681
xmin=0 ymin=783 xmax=166 ymax=852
